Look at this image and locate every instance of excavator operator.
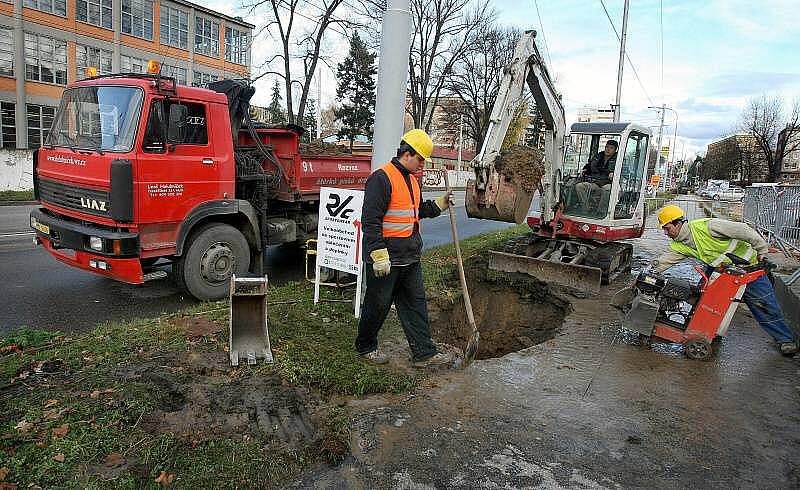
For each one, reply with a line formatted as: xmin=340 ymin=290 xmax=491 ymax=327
xmin=575 ymin=140 xmax=618 ymax=210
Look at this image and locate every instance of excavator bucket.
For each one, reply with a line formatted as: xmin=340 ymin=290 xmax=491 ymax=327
xmin=229 ymin=274 xmax=274 ymax=367
xmin=487 ymin=250 xmax=602 ymax=293
xmin=465 ymin=172 xmax=533 ymax=224
xmin=466 ymin=145 xmax=544 ymax=224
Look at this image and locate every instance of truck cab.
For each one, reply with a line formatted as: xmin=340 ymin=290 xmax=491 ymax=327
xmin=31 ymin=70 xmax=370 ymax=300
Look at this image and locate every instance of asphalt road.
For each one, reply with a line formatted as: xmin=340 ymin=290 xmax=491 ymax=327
xmin=0 ymin=194 xmax=517 ymax=332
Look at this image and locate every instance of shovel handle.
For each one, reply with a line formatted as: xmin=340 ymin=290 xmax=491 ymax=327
xmin=442 ymin=170 xmax=477 ymax=328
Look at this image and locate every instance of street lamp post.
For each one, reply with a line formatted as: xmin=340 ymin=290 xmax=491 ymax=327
xmin=648 ymin=105 xmax=679 ymax=189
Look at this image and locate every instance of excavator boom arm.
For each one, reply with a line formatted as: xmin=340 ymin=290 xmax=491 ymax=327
xmin=468 ymin=29 xmax=565 ymax=223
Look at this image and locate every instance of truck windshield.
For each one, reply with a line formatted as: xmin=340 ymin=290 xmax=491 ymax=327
xmin=46 ymin=86 xmax=144 ymax=152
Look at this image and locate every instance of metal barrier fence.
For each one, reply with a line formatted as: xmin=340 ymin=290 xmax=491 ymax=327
xmin=643 ymin=196 xmax=743 ymax=229
xmin=743 ymin=185 xmax=800 ymax=255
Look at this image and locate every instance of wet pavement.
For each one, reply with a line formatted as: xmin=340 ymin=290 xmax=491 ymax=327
xmin=294 ymin=197 xmax=800 ymax=489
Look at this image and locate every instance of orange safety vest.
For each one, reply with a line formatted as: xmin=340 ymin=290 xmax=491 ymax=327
xmin=380 ymin=162 xmax=420 ymax=238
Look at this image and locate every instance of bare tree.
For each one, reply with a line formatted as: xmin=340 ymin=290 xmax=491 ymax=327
xmin=738 ymin=95 xmax=800 ymax=182
xmin=407 ymin=0 xmax=493 ymax=131
xmin=246 ymin=0 xmax=365 ymax=124
xmin=441 ymin=26 xmax=519 ymax=150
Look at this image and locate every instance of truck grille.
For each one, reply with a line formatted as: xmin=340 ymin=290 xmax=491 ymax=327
xmin=38 ymin=178 xmax=111 ymax=218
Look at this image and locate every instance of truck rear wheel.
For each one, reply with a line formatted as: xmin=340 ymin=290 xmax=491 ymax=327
xmin=174 ymin=223 xmax=251 ymax=301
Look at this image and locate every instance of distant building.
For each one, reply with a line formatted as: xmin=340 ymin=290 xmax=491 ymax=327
xmin=703 ymin=134 xmax=768 ymax=184
xmin=776 ymin=126 xmax=800 ymax=180
xmin=404 ymin=95 xmax=477 ymax=151
xmin=576 ymin=106 xmax=615 ymax=123
xmin=0 ymin=0 xmax=253 ymax=149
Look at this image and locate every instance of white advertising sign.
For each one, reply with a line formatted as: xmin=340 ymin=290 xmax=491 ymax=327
xmin=314 ymin=187 xmax=365 ymax=316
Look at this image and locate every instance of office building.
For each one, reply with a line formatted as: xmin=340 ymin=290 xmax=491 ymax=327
xmin=0 ymin=0 xmax=253 ymax=149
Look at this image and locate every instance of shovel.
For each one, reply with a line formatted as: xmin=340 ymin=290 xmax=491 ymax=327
xmin=442 ymin=169 xmax=480 ymax=368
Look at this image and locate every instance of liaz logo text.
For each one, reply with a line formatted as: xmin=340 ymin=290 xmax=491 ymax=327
xmin=81 ymin=197 xmax=108 ymax=211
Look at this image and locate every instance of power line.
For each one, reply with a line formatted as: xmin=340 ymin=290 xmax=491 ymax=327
xmin=597 ymin=0 xmax=654 ymax=106
xmin=533 ymin=0 xmax=553 ymax=69
xmin=659 ymin=0 xmax=664 ymax=104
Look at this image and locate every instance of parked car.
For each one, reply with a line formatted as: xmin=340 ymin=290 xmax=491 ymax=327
xmin=697 ymin=187 xmax=715 ymax=198
xmin=711 ymin=187 xmax=745 ymax=201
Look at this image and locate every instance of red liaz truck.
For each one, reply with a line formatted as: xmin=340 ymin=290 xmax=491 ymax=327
xmin=30 ymin=72 xmax=370 ymax=300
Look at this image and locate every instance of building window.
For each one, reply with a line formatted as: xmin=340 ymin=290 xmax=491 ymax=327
xmin=24 ymin=0 xmax=67 ymax=16
xmin=122 ymin=0 xmax=154 ymax=40
xmin=194 ymin=17 xmax=219 ymax=57
xmin=24 ymin=33 xmax=67 ymax=85
xmin=27 ymin=104 xmax=55 ymax=149
xmin=77 ymin=0 xmax=113 ymax=29
xmin=192 ymin=70 xmax=218 ymax=87
xmin=160 ymin=5 xmax=188 ymax=50
xmin=121 ymin=54 xmax=147 ymax=73
xmin=0 ymin=27 xmax=13 ymax=77
xmin=225 ymin=27 xmax=248 ymax=65
xmin=1 ymin=102 xmax=15 ymax=149
xmin=76 ymin=45 xmax=113 ymax=80
xmin=162 ymin=64 xmax=186 ymax=84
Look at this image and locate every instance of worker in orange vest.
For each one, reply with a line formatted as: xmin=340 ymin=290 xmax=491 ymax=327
xmin=356 ymin=129 xmax=454 ymax=367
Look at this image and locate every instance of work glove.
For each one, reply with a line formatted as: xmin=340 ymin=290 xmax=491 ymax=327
xmin=435 ymin=191 xmax=455 ymax=211
xmin=370 ymin=248 xmax=391 ymax=277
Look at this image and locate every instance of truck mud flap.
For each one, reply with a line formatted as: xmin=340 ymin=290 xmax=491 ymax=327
xmin=488 ymin=250 xmax=602 ymax=294
xmin=229 ymin=274 xmax=274 ymax=367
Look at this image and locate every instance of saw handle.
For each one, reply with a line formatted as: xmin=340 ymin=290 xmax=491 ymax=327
xmin=442 ymin=170 xmax=476 ymax=330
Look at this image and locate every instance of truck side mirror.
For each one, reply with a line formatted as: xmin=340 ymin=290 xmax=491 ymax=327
xmin=167 ymin=104 xmax=188 ymax=145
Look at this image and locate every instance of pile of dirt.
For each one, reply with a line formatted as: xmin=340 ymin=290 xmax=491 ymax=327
xmin=428 ymin=254 xmax=572 ymax=359
xmin=116 ymin=351 xmax=324 ymax=449
xmin=300 ymin=141 xmax=353 ymax=156
xmin=493 ymin=145 xmax=545 ymax=192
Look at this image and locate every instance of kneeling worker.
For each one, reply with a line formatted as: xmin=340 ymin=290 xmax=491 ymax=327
xmin=356 ymin=129 xmax=454 ymax=367
xmin=652 ymin=205 xmax=798 ymax=355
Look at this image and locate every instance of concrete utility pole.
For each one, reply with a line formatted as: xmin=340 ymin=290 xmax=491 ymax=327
xmin=371 ymin=0 xmax=413 ymax=171
xmin=613 ymin=0 xmax=630 ymax=122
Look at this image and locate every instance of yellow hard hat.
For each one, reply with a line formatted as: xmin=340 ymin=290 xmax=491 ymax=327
xmin=658 ymin=204 xmax=685 ymax=227
xmin=401 ymin=129 xmax=433 ymax=161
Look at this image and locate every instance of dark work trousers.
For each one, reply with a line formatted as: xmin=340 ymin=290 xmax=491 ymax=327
xmin=356 ymin=261 xmax=438 ymax=362
xmin=705 ymin=265 xmax=795 ymax=343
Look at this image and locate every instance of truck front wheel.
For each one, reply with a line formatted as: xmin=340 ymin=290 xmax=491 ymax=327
xmin=174 ymin=223 xmax=251 ymax=301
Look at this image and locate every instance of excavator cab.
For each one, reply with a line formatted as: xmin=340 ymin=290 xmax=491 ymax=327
xmin=560 ymin=123 xmax=650 ymax=223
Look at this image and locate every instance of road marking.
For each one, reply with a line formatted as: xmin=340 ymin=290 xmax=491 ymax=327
xmin=0 ymin=232 xmax=34 ymax=238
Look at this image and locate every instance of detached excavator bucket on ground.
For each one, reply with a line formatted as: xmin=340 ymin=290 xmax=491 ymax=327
xmin=229 ymin=274 xmax=274 ymax=367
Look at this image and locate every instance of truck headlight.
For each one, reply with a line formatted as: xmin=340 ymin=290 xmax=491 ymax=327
xmin=89 ymin=236 xmax=103 ymax=251
xmin=30 ymin=216 xmax=37 ymax=228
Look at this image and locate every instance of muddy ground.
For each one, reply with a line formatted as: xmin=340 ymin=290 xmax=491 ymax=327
xmin=293 ymin=217 xmax=800 ymax=488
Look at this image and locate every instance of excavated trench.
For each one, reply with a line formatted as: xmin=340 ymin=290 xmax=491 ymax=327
xmin=429 ymin=254 xmax=572 ymax=360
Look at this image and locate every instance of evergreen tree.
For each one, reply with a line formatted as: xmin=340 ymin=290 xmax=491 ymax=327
xmin=335 ymin=33 xmax=376 ymax=150
xmin=301 ymin=99 xmax=318 ymax=143
xmin=268 ymin=80 xmax=286 ymax=124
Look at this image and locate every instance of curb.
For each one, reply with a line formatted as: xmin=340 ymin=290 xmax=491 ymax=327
xmin=0 ymin=200 xmax=38 ymax=206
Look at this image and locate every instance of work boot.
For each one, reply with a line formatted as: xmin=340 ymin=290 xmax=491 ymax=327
xmin=779 ymin=342 xmax=798 ymax=356
xmin=360 ymin=349 xmax=389 ymax=365
xmin=412 ymin=351 xmax=453 ymax=368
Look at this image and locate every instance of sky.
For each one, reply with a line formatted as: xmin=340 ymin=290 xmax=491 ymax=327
xmin=203 ymin=0 xmax=800 ymax=160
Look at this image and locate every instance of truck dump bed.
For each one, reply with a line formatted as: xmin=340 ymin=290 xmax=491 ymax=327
xmin=237 ymin=128 xmax=371 ymax=201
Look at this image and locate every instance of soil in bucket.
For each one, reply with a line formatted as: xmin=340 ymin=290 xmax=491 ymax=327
xmin=428 ymin=254 xmax=572 ymax=360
